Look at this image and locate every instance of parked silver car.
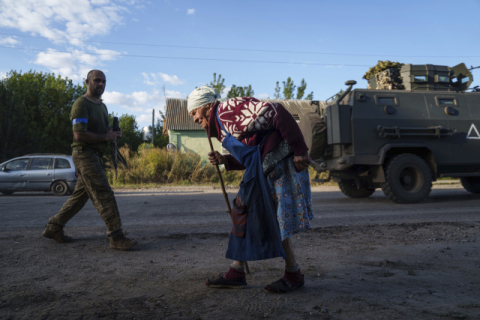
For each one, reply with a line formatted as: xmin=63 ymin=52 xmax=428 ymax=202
xmin=0 ymin=154 xmax=77 ymax=196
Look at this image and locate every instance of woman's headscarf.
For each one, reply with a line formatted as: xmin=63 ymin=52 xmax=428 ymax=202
xmin=187 ymin=86 xmax=221 ymax=113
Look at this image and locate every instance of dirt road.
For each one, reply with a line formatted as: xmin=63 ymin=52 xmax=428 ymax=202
xmin=1 ymin=186 xmax=479 ymax=319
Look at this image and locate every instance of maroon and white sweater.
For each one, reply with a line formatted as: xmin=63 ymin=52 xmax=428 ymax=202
xmin=208 ymin=97 xmax=308 ymax=171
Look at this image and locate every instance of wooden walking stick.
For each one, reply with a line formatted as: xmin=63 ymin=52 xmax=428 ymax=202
xmin=207 ymin=134 xmax=250 ymax=275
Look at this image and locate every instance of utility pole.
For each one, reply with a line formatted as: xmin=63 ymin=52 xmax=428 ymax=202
xmin=152 ymin=109 xmax=154 ymax=146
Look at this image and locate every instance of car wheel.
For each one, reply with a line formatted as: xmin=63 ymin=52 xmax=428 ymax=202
xmin=338 ymin=179 xmax=375 ymax=198
xmin=0 ymin=190 xmax=14 ymax=195
xmin=460 ymin=177 xmax=480 ymax=194
xmin=51 ymin=181 xmax=70 ymax=196
xmin=381 ymin=153 xmax=432 ymax=204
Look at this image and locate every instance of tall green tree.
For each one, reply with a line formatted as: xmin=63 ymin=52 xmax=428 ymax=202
xmin=283 ymin=77 xmax=296 ymax=100
xmin=274 ymin=81 xmax=281 ymax=99
xmin=210 ymin=73 xmax=225 ymax=96
xmin=108 ymin=113 xmax=143 ymax=152
xmin=154 ymin=116 xmax=169 ymax=148
xmin=226 ymin=84 xmax=254 ymax=98
xmin=0 ymin=70 xmax=86 ymax=162
xmin=273 ymin=77 xmax=314 ymax=100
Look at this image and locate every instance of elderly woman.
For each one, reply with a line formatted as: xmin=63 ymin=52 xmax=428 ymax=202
xmin=188 ymin=86 xmax=313 ymax=293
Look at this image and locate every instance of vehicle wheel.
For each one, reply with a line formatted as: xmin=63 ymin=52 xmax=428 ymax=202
xmin=0 ymin=190 xmax=14 ymax=195
xmin=460 ymin=177 xmax=480 ymax=194
xmin=338 ymin=179 xmax=375 ymax=198
xmin=381 ymin=154 xmax=432 ymax=204
xmin=51 ymin=181 xmax=70 ymax=196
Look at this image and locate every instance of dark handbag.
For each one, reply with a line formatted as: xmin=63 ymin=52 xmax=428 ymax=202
xmin=231 ymin=193 xmax=247 ymax=238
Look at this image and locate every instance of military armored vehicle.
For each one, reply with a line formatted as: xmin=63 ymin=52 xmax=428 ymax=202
xmin=300 ymin=63 xmax=480 ymax=203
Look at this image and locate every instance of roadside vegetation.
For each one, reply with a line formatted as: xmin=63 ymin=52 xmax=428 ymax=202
xmin=106 ymin=144 xmax=329 ymax=187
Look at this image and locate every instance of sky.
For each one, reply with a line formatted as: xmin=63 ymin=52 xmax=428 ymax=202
xmin=1 ymin=0 xmax=480 ymax=129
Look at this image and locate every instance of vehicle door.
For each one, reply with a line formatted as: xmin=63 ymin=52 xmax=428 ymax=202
xmin=0 ymin=158 xmax=31 ymax=190
xmin=26 ymin=158 xmax=54 ymax=190
xmin=53 ymin=158 xmax=74 ymax=181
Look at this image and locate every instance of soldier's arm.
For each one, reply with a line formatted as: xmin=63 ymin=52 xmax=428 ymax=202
xmin=73 ymin=129 xmax=120 ymax=144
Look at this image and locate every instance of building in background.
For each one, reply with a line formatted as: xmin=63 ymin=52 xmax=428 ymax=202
xmin=163 ymin=98 xmax=319 ymax=158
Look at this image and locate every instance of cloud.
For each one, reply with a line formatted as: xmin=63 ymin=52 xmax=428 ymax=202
xmin=33 ymin=47 xmax=121 ymax=81
xmin=165 ymin=90 xmax=186 ymax=99
xmin=222 ymin=86 xmax=231 ymax=98
xmin=103 ymin=90 xmax=165 ymax=113
xmin=142 ymin=72 xmax=185 ymax=86
xmin=0 ymin=70 xmax=9 ymax=80
xmin=0 ymin=37 xmax=21 ymax=46
xmin=257 ymin=93 xmax=270 ymax=99
xmin=187 ymin=8 xmax=195 ymax=15
xmin=103 ymin=87 xmax=187 ymax=128
xmin=0 ymin=0 xmax=126 ymax=45
xmin=159 ymin=73 xmax=184 ymax=85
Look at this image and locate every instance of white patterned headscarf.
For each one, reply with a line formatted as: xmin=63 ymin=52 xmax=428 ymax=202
xmin=187 ymin=86 xmax=221 ymax=113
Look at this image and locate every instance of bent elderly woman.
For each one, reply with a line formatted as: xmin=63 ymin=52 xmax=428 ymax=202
xmin=188 ymin=86 xmax=314 ymax=293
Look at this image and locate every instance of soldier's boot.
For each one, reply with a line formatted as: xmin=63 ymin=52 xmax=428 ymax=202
xmin=42 ymin=224 xmax=74 ymax=243
xmin=109 ymin=231 xmax=138 ymax=251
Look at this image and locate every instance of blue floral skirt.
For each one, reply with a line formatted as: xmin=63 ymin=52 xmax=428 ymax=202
xmin=266 ymin=157 xmax=314 ymax=241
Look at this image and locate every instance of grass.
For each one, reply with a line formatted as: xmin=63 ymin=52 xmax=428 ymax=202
xmin=106 ymin=144 xmax=333 ymax=188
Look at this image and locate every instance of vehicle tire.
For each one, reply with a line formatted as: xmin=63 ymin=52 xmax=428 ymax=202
xmin=51 ymin=181 xmax=70 ymax=196
xmin=460 ymin=177 xmax=480 ymax=194
xmin=338 ymin=179 xmax=375 ymax=198
xmin=0 ymin=190 xmax=14 ymax=195
xmin=381 ymin=153 xmax=432 ymax=204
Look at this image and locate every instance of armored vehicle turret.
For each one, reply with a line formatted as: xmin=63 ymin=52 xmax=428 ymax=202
xmin=301 ymin=63 xmax=480 ymax=203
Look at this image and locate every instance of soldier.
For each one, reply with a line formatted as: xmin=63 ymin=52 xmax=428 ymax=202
xmin=42 ymin=70 xmax=137 ymax=251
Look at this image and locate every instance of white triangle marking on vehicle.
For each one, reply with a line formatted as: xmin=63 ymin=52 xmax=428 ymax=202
xmin=466 ymin=124 xmax=480 ymax=139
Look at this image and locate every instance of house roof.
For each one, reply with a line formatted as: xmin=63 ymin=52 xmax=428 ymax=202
xmin=164 ymin=98 xmax=320 ymax=132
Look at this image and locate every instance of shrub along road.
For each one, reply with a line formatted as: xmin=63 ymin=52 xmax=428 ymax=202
xmin=0 ymin=186 xmax=479 ymax=319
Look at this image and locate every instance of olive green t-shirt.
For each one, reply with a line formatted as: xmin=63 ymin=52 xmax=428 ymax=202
xmin=70 ymin=96 xmax=110 ymax=153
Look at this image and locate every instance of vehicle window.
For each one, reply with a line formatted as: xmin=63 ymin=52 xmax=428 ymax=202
xmin=414 ymin=75 xmax=427 ymax=82
xmin=30 ymin=158 xmax=52 ymax=170
xmin=55 ymin=158 xmax=71 ymax=169
xmin=377 ymin=97 xmax=396 ymax=105
xmin=461 ymin=76 xmax=470 ymax=84
xmin=438 ymin=98 xmax=456 ymax=106
xmin=437 ymin=75 xmax=449 ymax=83
xmin=5 ymin=159 xmax=29 ymax=171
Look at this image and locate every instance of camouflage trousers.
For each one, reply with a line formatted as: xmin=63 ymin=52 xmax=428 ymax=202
xmin=48 ymin=147 xmax=122 ymax=236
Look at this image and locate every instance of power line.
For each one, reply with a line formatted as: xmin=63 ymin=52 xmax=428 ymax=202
xmin=1 ymin=32 xmax=480 ymax=58
xmin=0 ymin=45 xmax=372 ymax=67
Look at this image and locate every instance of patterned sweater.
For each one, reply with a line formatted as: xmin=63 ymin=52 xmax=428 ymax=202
xmin=208 ymin=97 xmax=308 ymax=171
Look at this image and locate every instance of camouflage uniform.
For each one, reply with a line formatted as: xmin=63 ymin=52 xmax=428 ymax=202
xmin=46 ymin=96 xmax=123 ymax=236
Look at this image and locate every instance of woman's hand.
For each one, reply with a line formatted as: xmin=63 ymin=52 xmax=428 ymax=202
xmin=208 ymin=151 xmax=226 ymax=165
xmin=293 ymin=152 xmax=312 ymax=172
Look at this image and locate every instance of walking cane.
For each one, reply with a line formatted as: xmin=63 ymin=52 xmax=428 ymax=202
xmin=207 ymin=134 xmax=251 ymax=275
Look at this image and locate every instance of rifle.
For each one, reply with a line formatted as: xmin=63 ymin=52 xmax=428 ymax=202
xmin=111 ymin=117 xmax=129 ymax=177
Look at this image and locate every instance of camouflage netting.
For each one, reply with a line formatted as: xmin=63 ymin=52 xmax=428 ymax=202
xmin=369 ymin=68 xmax=405 ymax=90
xmin=364 ymin=60 xmax=405 ymax=90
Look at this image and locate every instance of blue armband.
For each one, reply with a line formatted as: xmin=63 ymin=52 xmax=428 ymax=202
xmin=72 ymin=118 xmax=88 ymax=125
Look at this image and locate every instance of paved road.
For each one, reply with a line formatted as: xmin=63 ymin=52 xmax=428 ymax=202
xmin=1 ymin=186 xmax=479 ymax=234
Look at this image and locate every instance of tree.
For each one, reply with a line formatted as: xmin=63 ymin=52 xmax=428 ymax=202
xmin=154 ymin=116 xmax=168 ymax=148
xmin=273 ymin=77 xmax=314 ymax=100
xmin=210 ymin=73 xmax=225 ymax=96
xmin=296 ymin=79 xmax=314 ymax=100
xmin=274 ymin=81 xmax=281 ymax=99
xmin=283 ymin=77 xmax=296 ymax=100
xmin=108 ymin=113 xmax=143 ymax=152
xmin=0 ymin=70 xmax=86 ymax=162
xmin=226 ymin=84 xmax=255 ymax=98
